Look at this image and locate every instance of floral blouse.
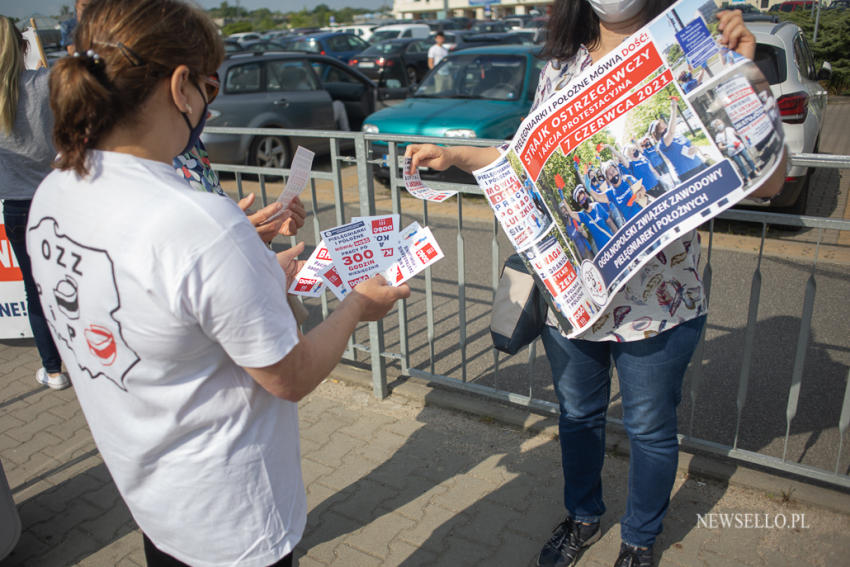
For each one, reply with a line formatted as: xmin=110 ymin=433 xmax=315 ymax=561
xmin=173 ymin=140 xmax=225 ymax=196
xmin=533 ymin=47 xmax=707 ymax=342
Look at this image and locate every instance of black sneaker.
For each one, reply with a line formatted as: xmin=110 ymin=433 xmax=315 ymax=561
xmin=613 ymin=542 xmax=653 ymax=567
xmin=536 ymin=516 xmax=601 ymax=567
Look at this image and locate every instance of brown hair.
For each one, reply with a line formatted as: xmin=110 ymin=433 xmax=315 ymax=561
xmin=0 ymin=17 xmax=26 ymax=134
xmin=542 ymin=0 xmax=673 ymax=62
xmin=50 ymin=0 xmax=224 ymax=176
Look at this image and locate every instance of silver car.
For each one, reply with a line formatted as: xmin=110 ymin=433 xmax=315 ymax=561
xmin=201 ymin=52 xmax=379 ymax=168
xmin=749 ymin=21 xmax=830 ymax=212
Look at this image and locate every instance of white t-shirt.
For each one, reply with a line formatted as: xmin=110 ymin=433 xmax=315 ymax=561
xmin=715 ymin=127 xmax=745 ymax=156
xmin=28 ymin=151 xmax=302 ymax=567
xmin=428 ymin=43 xmax=448 ymax=67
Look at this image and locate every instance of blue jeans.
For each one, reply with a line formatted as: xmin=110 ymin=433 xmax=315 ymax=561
xmin=3 ymin=200 xmax=63 ymax=373
xmin=540 ymin=315 xmax=706 ymax=548
xmin=729 ymin=150 xmax=757 ymax=178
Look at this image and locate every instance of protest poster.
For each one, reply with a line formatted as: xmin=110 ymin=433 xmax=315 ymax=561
xmin=351 ymin=214 xmax=401 ymax=271
xmin=263 ymin=145 xmax=315 ymax=225
xmin=320 ymin=220 xmax=383 ymax=290
xmin=295 ymin=217 xmax=443 ymax=300
xmin=289 ymin=241 xmax=332 ymax=297
xmin=22 ymin=20 xmax=47 ymax=70
xmin=0 ymin=203 xmax=32 ymax=339
xmin=382 ymin=225 xmax=445 ymax=286
xmin=473 ymin=0 xmax=784 ymax=337
xmin=403 ymin=157 xmax=458 ymax=202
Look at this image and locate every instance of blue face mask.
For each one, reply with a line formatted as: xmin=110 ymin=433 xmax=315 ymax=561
xmin=178 ymin=82 xmax=208 ymax=156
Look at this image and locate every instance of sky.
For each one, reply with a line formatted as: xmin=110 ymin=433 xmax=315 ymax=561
xmin=1 ymin=0 xmax=388 ymax=22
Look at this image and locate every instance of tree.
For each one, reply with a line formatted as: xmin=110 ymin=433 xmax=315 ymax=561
xmin=624 ymin=79 xmax=681 ymax=142
xmin=222 ymin=20 xmax=253 ymax=35
xmin=780 ymin=10 xmax=850 ymax=94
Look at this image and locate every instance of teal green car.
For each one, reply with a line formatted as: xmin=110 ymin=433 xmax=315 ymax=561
xmin=363 ymin=45 xmax=545 ymax=182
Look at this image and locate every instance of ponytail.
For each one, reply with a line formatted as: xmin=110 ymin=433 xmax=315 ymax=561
xmin=50 ymin=53 xmax=117 ymax=176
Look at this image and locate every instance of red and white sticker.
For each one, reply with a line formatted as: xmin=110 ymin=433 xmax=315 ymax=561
xmin=381 ymin=226 xmax=444 ymax=286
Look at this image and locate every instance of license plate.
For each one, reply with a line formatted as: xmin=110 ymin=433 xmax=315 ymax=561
xmin=358 ymin=62 xmax=375 ymax=68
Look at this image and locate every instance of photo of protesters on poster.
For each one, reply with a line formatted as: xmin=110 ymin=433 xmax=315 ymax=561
xmin=472 ymin=0 xmax=785 ymax=337
xmin=650 ymin=0 xmax=748 ymax=96
xmin=686 ymin=64 xmax=784 ymax=187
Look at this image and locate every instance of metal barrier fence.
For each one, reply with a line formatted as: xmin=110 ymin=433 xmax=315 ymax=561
xmin=206 ymin=126 xmax=850 ymax=490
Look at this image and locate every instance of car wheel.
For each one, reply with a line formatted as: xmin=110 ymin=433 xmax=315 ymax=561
xmin=249 ymin=135 xmax=290 ymax=170
xmin=406 ymin=66 xmax=418 ymax=86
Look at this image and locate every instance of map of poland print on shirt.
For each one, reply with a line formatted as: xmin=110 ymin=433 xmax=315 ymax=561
xmin=28 ymin=218 xmax=139 ymax=390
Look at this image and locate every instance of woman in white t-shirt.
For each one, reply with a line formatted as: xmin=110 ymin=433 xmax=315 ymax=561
xmin=30 ymin=2 xmax=408 ymax=566
xmin=406 ymin=2 xmax=785 ymax=566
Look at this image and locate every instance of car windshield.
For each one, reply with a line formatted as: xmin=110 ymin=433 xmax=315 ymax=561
xmin=753 ymin=43 xmax=787 ymax=85
xmin=362 ymin=42 xmax=405 ymax=55
xmin=371 ymin=30 xmax=400 ymax=42
xmin=415 ymin=54 xmax=526 ymax=101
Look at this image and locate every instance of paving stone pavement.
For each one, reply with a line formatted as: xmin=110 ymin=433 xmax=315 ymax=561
xmin=1 ymin=338 xmax=849 ymax=567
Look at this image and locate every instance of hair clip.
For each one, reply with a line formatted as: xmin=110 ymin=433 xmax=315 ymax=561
xmin=117 ymin=42 xmax=144 ymax=67
xmin=89 ymin=40 xmax=145 ymax=67
xmin=73 ymin=50 xmax=102 ymax=65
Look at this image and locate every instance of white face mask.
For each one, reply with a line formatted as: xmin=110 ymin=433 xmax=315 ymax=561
xmin=586 ymin=0 xmax=648 ymax=23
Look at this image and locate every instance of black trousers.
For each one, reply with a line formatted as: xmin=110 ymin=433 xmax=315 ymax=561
xmin=143 ymin=534 xmax=293 ymax=567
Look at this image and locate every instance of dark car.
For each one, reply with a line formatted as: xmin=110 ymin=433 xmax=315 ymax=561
xmin=450 ymin=16 xmax=474 ymax=30
xmin=426 ymin=19 xmax=463 ymax=32
xmin=441 ymin=30 xmax=530 ymax=52
xmin=349 ymin=38 xmax=431 ymax=87
xmin=201 ymin=53 xmax=380 ymax=168
xmin=279 ymin=32 xmax=370 ymax=63
xmin=470 ymin=21 xmax=509 ymax=33
xmin=722 ymin=2 xmax=781 ymax=22
xmin=228 ymin=40 xmax=288 ymax=56
xmin=454 ymin=32 xmax=534 ymax=51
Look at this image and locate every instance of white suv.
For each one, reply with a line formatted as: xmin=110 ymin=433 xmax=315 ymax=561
xmin=748 ymin=21 xmax=830 ymax=213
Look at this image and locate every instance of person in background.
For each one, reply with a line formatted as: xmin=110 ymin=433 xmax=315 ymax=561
xmin=639 ymin=135 xmax=677 ymax=187
xmin=649 ymin=98 xmax=709 ymax=183
xmin=60 ymin=0 xmax=92 ymax=55
xmin=405 ymin=2 xmax=786 ymax=565
xmin=608 ymin=142 xmax=669 ymax=198
xmin=0 ymin=16 xmax=68 ymax=390
xmin=428 ymin=31 xmax=448 ymax=70
xmin=560 ymin=184 xmax=618 ymax=253
xmin=602 ymin=159 xmax=646 ymax=221
xmin=428 ymin=31 xmax=450 ymax=93
xmin=677 ymin=65 xmax=705 ymax=94
xmin=712 ymin=118 xmax=759 ymax=180
xmin=34 ymin=2 xmax=409 ymax=566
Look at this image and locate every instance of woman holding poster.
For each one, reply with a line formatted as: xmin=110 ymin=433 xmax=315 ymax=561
xmin=406 ymin=2 xmax=786 ymax=566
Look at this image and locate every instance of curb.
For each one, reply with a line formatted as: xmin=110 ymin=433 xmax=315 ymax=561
xmin=327 ymin=362 xmax=850 ymax=517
